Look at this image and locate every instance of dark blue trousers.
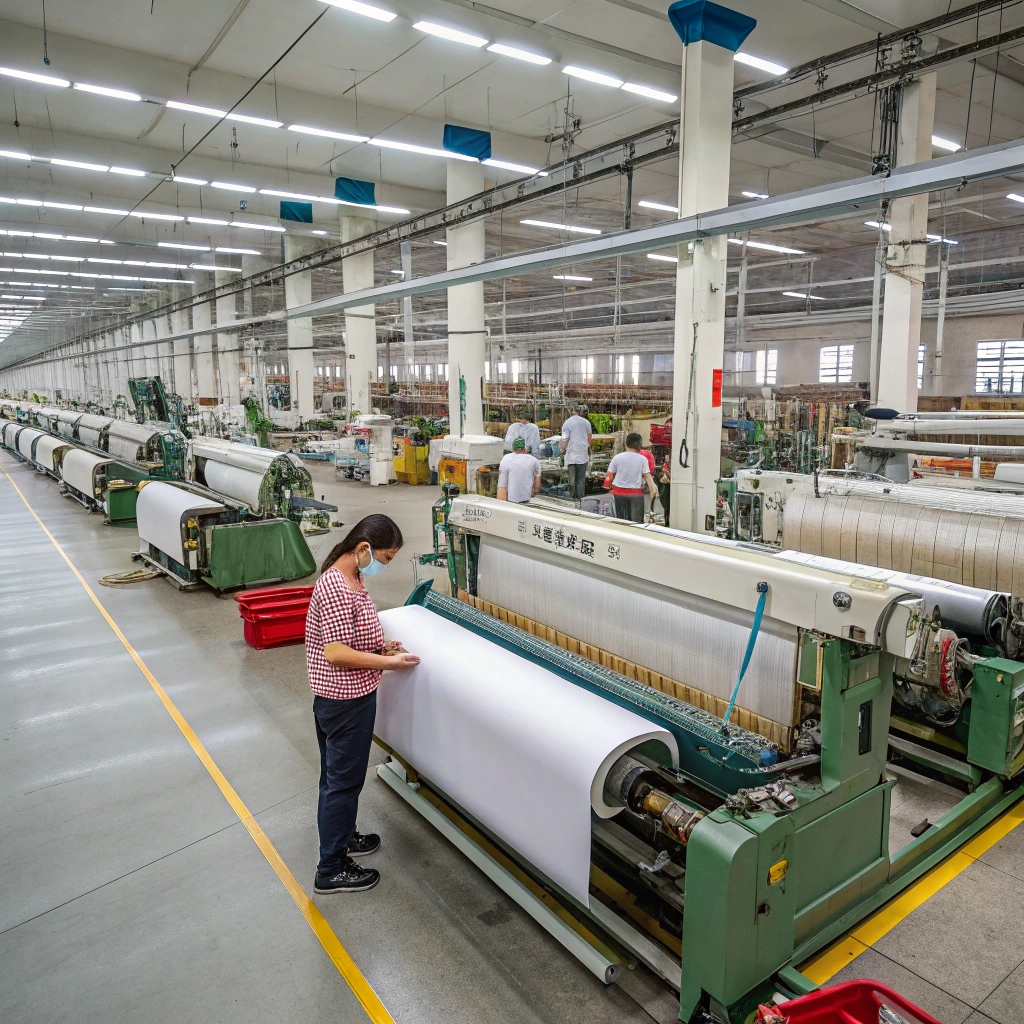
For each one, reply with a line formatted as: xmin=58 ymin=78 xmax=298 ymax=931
xmin=313 ymin=690 xmax=377 ymax=876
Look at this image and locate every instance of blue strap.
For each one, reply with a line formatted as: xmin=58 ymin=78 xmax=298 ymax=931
xmin=722 ymin=582 xmax=768 ymax=729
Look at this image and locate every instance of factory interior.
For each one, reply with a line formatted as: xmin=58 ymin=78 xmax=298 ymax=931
xmin=7 ymin=1 xmax=1024 ymax=1023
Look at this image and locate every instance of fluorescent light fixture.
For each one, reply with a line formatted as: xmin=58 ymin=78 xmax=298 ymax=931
xmin=370 ymin=137 xmax=478 ymax=161
xmin=73 ymin=82 xmax=141 ymax=102
xmin=191 ymin=263 xmax=243 ymax=272
xmin=172 ymin=175 xmax=208 ymax=185
xmin=215 ymin=246 xmax=261 ymax=255
xmin=211 ymin=181 xmax=256 ymax=193
xmin=226 ymin=112 xmax=284 ymax=128
xmin=34 ymin=232 xmax=63 ymax=239
xmin=486 ymin=43 xmax=550 ymax=64
xmin=520 ymin=218 xmax=601 ymax=235
xmin=433 ymin=239 xmax=447 ymax=246
xmin=158 ymin=241 xmax=210 ymax=251
xmin=88 ymin=257 xmax=123 ymax=264
xmin=741 ymin=190 xmax=769 ymax=199
xmin=0 ymin=67 xmax=70 ymax=87
xmin=365 ymin=203 xmax=410 ymax=215
xmin=647 ymin=253 xmax=678 ymax=263
xmin=321 ymin=0 xmax=397 ymax=21
xmin=734 ymin=52 xmax=788 ymax=76
xmin=15 ymin=199 xmax=43 ymax=206
xmin=110 ymin=166 xmax=147 ymax=177
xmin=727 ymin=237 xmax=805 ymax=254
xmin=932 ymin=135 xmax=961 ymax=152
xmin=64 ymin=235 xmax=98 ymax=241
xmin=49 ymin=255 xmax=84 ymax=262
xmin=484 ymin=158 xmax=542 ymax=175
xmin=562 ymin=66 xmax=623 ymax=88
xmin=390 ymin=269 xmax=405 ymax=275
xmin=188 ymin=216 xmax=229 ymax=226
xmin=144 ymin=262 xmax=190 ymax=269
xmin=1007 ymin=193 xmax=1024 ymax=204
xmin=622 ymin=82 xmax=677 ymax=103
xmin=43 ymin=202 xmax=84 ymax=211
xmin=638 ymin=199 xmax=678 ymax=213
xmin=783 ymin=291 xmax=823 ymax=299
xmin=260 ymin=188 xmax=320 ymax=202
xmin=311 ymin=230 xmax=329 ymax=236
xmin=864 ymin=220 xmax=891 ymax=231
xmin=51 ymin=158 xmax=109 ymax=172
xmin=413 ymin=21 xmax=488 ymax=47
xmin=233 ymin=221 xmax=287 ymax=232
xmin=288 ymin=124 xmax=370 ymax=143
xmin=129 ymin=211 xmax=183 ymax=221
xmin=926 ymin=233 xmax=959 ymax=244
xmin=167 ymin=99 xmax=227 ymax=117
xmin=553 ymin=274 xmax=592 ymax=282
xmin=0 ymin=149 xmax=31 ymax=160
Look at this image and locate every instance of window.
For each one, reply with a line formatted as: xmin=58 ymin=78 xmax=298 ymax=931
xmin=511 ymin=359 xmax=521 ymax=383
xmin=631 ymin=354 xmax=640 ymax=385
xmin=756 ymin=348 xmax=777 ymax=386
xmin=389 ymin=364 xmax=398 ymax=380
xmin=976 ymin=340 xmax=1024 ymax=393
xmin=819 ymin=344 xmax=854 ymax=383
xmin=917 ymin=343 xmax=925 ymax=390
xmin=579 ymin=356 xmax=594 ymax=383
xmin=615 ymin=354 xmax=625 ymax=383
xmin=497 ymin=361 xmax=507 ymax=379
xmin=424 ymin=364 xmax=432 ymax=380
xmin=335 ymin=365 xmax=342 ymax=377
xmin=377 ymin=365 xmax=384 ymax=379
xmin=316 ymin=366 xmax=323 ymax=377
xmin=441 ymin=363 xmax=448 ymax=380
xmin=484 ymin=362 xmax=490 ymax=381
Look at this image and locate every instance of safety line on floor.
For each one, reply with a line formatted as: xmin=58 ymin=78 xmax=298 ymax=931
xmin=801 ymin=789 xmax=1024 ymax=985
xmin=0 ymin=468 xmax=395 ymax=1024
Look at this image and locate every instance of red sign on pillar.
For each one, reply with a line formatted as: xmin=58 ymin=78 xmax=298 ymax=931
xmin=711 ymin=368 xmax=723 ymax=408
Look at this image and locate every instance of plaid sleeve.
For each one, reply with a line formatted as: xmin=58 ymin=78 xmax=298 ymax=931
xmin=317 ymin=572 xmax=358 ymax=647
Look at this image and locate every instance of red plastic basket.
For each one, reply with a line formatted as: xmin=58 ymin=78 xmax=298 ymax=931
xmin=234 ymin=585 xmax=314 ymax=650
xmin=773 ymin=980 xmax=943 ymax=1024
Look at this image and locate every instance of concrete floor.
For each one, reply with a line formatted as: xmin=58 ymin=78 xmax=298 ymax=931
xmin=2 ymin=448 xmax=1023 ymax=1024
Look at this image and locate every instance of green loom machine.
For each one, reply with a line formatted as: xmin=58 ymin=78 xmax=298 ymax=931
xmin=388 ymin=495 xmax=1024 ymax=1022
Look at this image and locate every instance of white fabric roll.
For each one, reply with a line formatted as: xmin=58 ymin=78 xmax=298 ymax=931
xmin=136 ymin=482 xmax=225 ymax=562
xmin=33 ymin=436 xmax=71 ymax=473
xmin=16 ymin=427 xmax=44 ymax=460
xmin=203 ymin=460 xmax=264 ymax=510
xmin=376 ymin=604 xmax=677 ymax=904
xmin=61 ymin=449 xmax=109 ymax=498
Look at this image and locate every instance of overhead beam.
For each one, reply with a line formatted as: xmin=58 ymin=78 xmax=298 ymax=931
xmin=280 ymin=137 xmax=1024 ymax=320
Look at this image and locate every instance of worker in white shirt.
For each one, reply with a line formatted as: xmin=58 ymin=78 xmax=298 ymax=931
xmin=559 ymin=405 xmax=593 ymax=500
xmin=497 ymin=438 xmax=541 ymax=503
xmin=603 ymin=432 xmax=658 ymax=523
xmin=504 ymin=409 xmax=541 ymax=456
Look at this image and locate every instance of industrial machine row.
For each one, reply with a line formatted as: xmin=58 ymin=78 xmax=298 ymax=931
xmin=375 ymin=494 xmax=1024 ymax=1023
xmin=0 ymin=401 xmax=337 ymax=591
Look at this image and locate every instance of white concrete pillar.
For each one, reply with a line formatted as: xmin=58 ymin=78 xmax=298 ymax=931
xmin=446 ymin=160 xmax=486 ymax=436
xmin=215 ymin=271 xmax=240 ymax=407
xmin=284 ymin=235 xmax=315 ymax=419
xmin=668 ymin=14 xmax=753 ymax=532
xmin=876 ymin=74 xmax=936 ymax=413
xmin=171 ymin=308 xmax=190 ymax=398
xmin=341 ymin=216 xmax=377 ymax=420
xmin=192 ymin=279 xmax=216 ymax=403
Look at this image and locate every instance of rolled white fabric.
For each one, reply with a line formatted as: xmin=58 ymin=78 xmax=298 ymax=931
xmin=376 ymin=603 xmax=677 ymax=904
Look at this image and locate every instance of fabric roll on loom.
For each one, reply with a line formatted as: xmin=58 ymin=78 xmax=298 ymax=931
xmin=107 ymin=422 xmax=161 ymax=462
xmin=60 ymin=449 xmax=111 ymax=498
xmin=16 ymin=426 xmax=44 ymax=461
xmin=376 ymin=604 xmax=678 ymax=905
xmin=778 ymin=475 xmax=1024 ymax=602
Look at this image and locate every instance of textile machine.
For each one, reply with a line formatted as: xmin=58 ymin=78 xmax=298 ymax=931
xmin=375 ymin=496 xmax=1024 ymax=1023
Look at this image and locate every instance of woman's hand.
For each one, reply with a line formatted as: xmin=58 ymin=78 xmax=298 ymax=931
xmin=382 ymin=652 xmax=420 ymax=670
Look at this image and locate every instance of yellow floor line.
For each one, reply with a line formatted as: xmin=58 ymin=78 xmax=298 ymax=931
xmin=802 ymin=793 xmax=1024 ymax=985
xmin=1 ymin=468 xmax=394 ymax=1024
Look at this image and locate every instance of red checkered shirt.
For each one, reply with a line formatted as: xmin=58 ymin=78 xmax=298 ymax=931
xmin=305 ymin=568 xmax=385 ymax=700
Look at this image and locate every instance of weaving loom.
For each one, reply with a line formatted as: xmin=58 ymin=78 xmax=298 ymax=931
xmin=373 ymin=494 xmax=1024 ymax=1023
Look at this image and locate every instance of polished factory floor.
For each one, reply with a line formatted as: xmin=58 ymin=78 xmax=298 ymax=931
xmin=2 ymin=449 xmax=1024 ymax=1024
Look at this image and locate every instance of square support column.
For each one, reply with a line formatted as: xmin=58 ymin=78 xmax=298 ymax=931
xmin=876 ymin=74 xmax=937 ymax=412
xmin=341 ymin=217 xmax=378 ymax=420
xmin=284 ymin=235 xmax=315 ymax=419
xmin=192 ymin=278 xmax=216 ymax=403
xmin=667 ymin=2 xmax=754 ymax=532
xmin=215 ymin=271 xmax=240 ymax=407
xmin=446 ymin=160 xmax=487 ymax=436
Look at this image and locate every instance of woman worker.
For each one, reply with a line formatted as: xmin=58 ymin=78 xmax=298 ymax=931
xmin=306 ymin=514 xmax=419 ymax=894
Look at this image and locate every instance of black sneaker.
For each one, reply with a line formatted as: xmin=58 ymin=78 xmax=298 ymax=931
xmin=314 ymin=858 xmax=380 ymax=894
xmin=348 ymin=830 xmax=381 ymax=858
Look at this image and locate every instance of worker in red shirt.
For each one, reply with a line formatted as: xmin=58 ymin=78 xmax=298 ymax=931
xmin=306 ymin=515 xmax=419 ymax=895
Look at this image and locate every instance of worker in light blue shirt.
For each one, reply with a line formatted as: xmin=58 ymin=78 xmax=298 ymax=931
xmin=504 ymin=409 xmax=541 ymax=456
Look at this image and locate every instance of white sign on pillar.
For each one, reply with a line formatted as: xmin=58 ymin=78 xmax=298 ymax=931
xmin=667 ymin=1 xmax=756 ymax=532
xmin=876 ymin=73 xmax=937 ymax=414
